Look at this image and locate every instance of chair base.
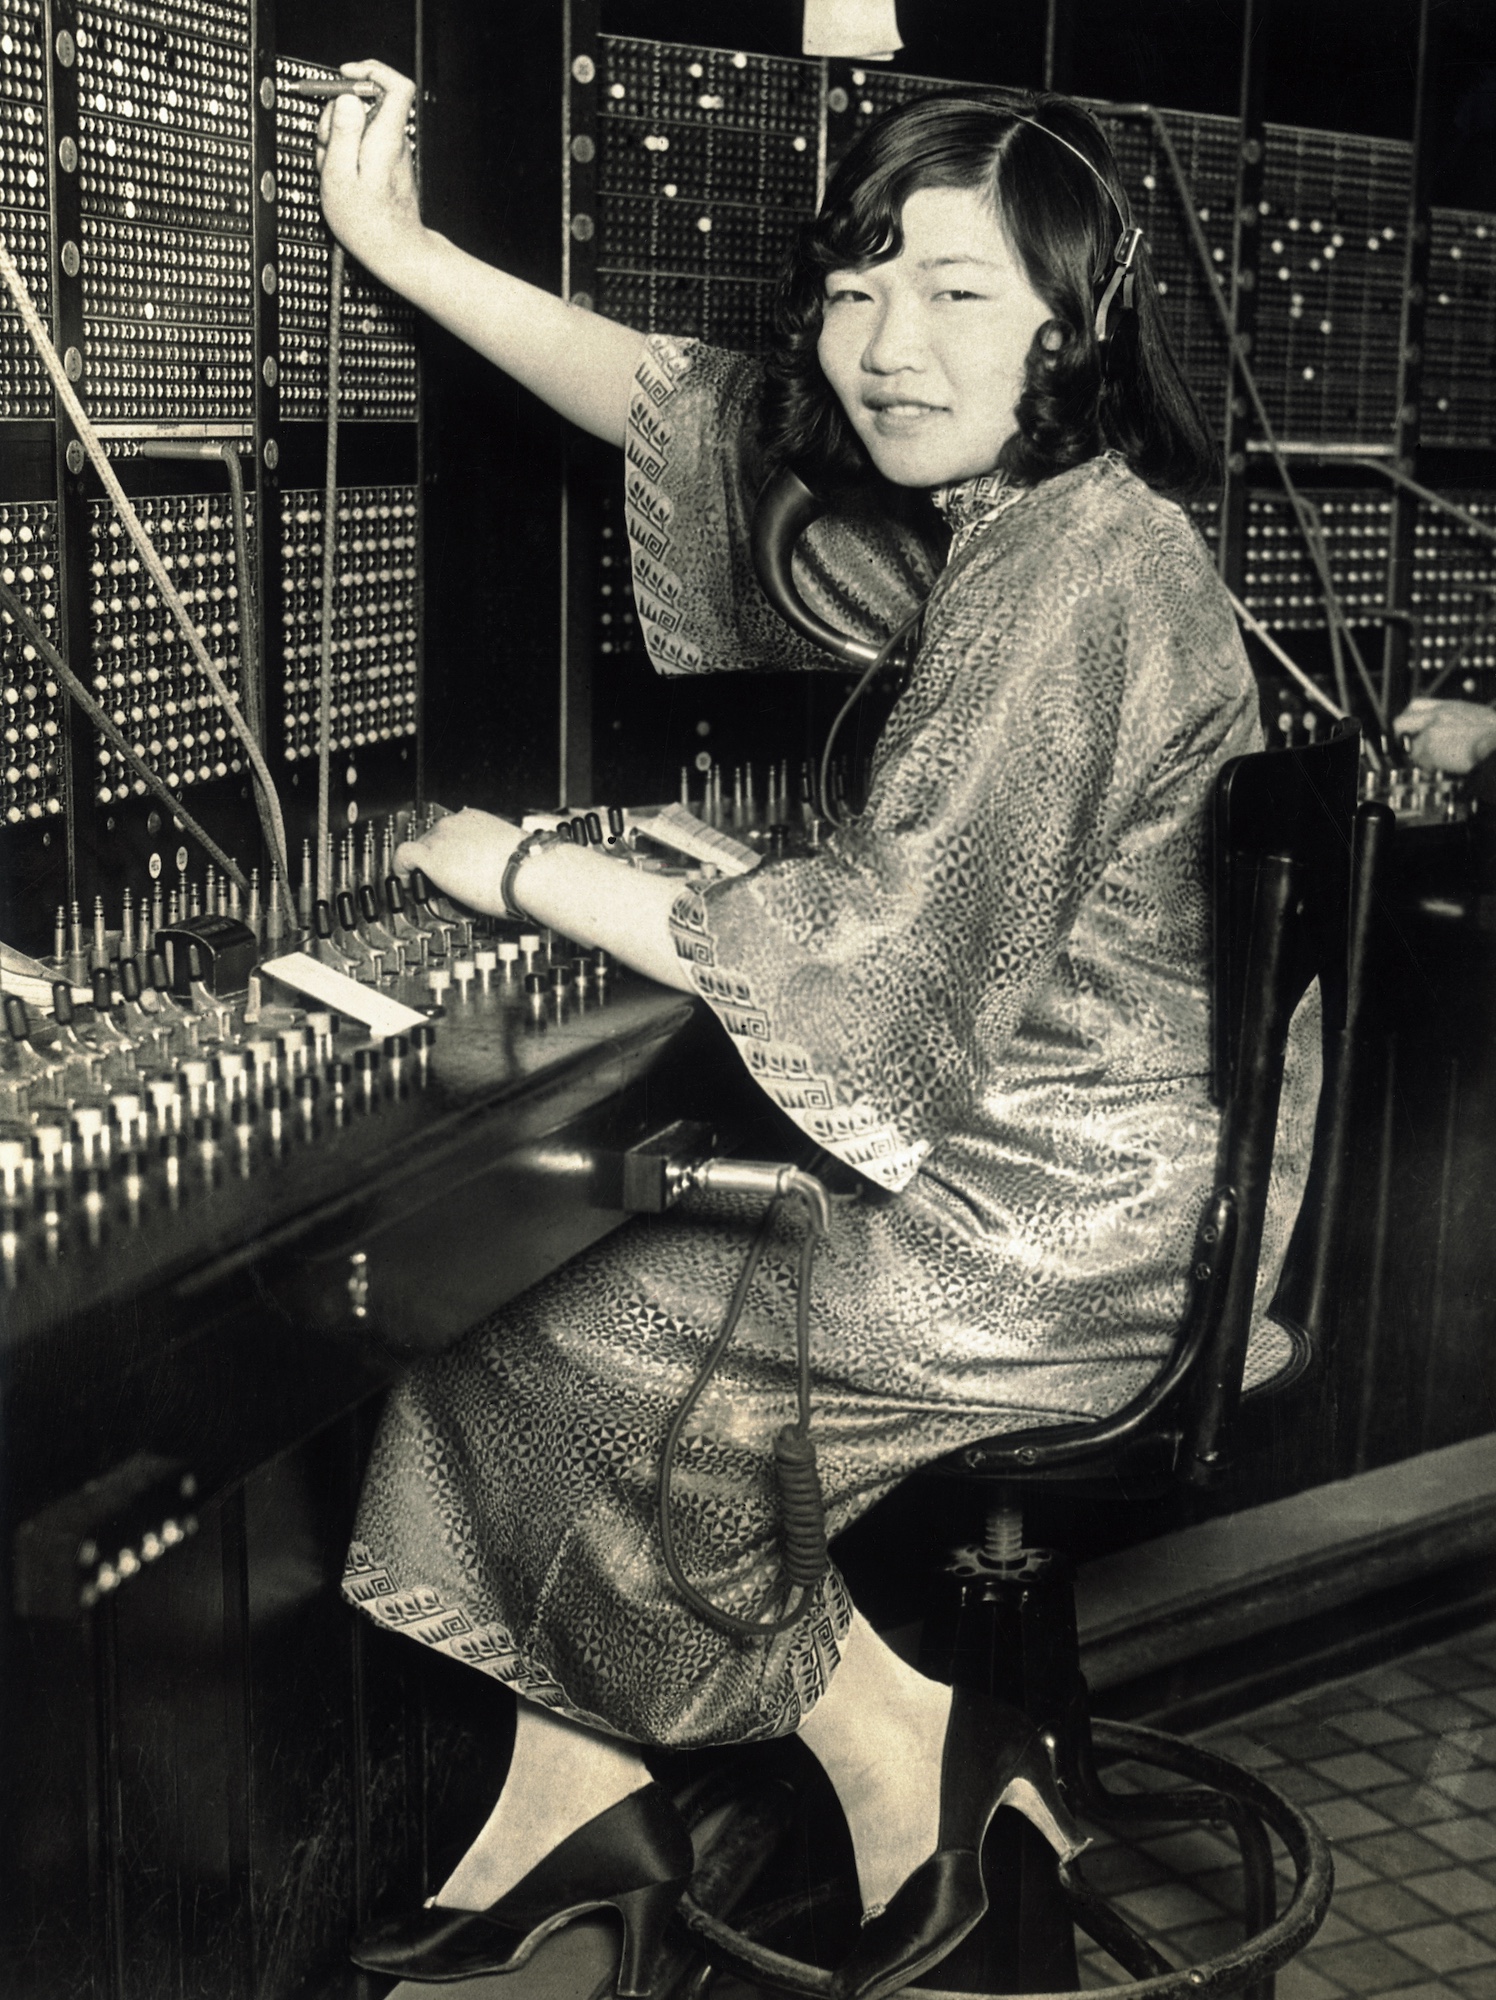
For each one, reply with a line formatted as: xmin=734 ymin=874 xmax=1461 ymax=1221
xmin=671 ymin=1541 xmax=1335 ymax=2000
xmin=675 ymin=1718 xmax=1332 ymax=2000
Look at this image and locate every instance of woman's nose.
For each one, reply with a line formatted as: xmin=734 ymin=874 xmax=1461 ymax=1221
xmin=861 ymin=295 xmax=925 ymax=375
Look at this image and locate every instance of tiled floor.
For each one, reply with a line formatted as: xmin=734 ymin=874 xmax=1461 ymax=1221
xmin=1078 ymin=1619 xmax=1496 ymax=1996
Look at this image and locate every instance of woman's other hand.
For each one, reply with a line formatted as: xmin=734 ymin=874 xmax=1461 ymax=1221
xmin=1395 ymin=698 xmax=1496 ymax=775
xmin=316 ymin=60 xmax=425 ymax=286
xmin=395 ymin=810 xmax=524 ymax=919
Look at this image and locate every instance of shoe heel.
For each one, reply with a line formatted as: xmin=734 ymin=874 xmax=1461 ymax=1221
xmin=611 ymin=1878 xmax=684 ymax=1998
xmin=998 ymin=1742 xmax=1089 ymax=1865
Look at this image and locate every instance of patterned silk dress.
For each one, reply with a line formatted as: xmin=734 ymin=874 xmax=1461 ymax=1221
xmin=344 ymin=337 xmax=1317 ymax=1748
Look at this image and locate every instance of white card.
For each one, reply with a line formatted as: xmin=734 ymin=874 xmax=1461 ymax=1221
xmin=259 ymin=951 xmax=433 ymax=1039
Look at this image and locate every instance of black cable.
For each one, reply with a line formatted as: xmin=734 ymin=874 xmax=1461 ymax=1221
xmin=656 ymin=1194 xmax=829 ymax=1638
xmin=1116 ymin=105 xmax=1389 ymax=753
xmin=818 ymin=608 xmax=923 ymax=830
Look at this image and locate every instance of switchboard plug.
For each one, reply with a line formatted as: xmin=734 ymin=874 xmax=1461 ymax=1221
xmin=595 ymin=1125 xmax=831 ymax=1237
xmin=594 ymin=1119 xmax=717 ymax=1214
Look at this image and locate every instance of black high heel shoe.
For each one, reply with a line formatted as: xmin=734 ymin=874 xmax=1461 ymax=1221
xmin=350 ymin=1782 xmax=694 ymax=1993
xmin=829 ymin=1689 xmax=1089 ymax=2000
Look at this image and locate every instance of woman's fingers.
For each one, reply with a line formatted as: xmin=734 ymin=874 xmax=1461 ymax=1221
xmin=394 ymin=811 xmax=522 ymax=917
xmin=321 ymin=88 xmax=368 ymax=195
xmin=352 ymin=65 xmax=418 ymax=183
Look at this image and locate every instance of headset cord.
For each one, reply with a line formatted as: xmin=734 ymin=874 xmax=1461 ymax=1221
xmin=818 ymin=606 xmax=924 ymax=831
xmin=657 ymin=1189 xmax=830 ymax=1638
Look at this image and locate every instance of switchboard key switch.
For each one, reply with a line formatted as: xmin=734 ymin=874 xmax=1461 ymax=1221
xmin=426 ymin=964 xmax=452 ymax=1004
xmin=117 ymin=959 xmax=171 ymax=1061
xmin=119 ymin=1149 xmax=147 ymax=1223
xmin=231 ymin=1099 xmax=255 ymax=1177
xmin=185 ymin=946 xmax=234 ymax=1040
xmin=452 ymin=958 xmax=477 ymax=1002
xmin=593 ymin=951 xmax=612 ymax=994
xmin=327 ymin=1060 xmax=352 ymax=1129
xmin=496 ymin=941 xmax=520 ymax=983
xmin=519 ymin=933 xmax=543 ymax=975
xmin=524 ymin=973 xmax=547 ymax=1026
xmin=146 ymin=1076 xmax=183 ymax=1136
xmin=51 ymin=982 xmax=106 ymax=1086
xmin=0 ymin=1133 xmax=30 ymax=1207
xmin=383 ymin=875 xmax=430 ymax=966
xmin=76 ymin=1164 xmax=108 ymax=1250
xmin=410 ymin=1022 xmax=435 ymax=1086
xmin=245 ymin=1040 xmax=279 ymax=1095
xmin=5 ymin=995 xmax=61 ymax=1093
xmin=158 ymin=1129 xmax=184 ymax=1209
xmin=306 ymin=1012 xmax=336 ymax=1067
xmin=89 ymin=968 xmax=136 ymax=1068
xmin=354 ymin=1046 xmax=381 ymax=1112
xmin=278 ymin=1027 xmax=313 ymax=1081
xmin=356 ymin=883 xmax=406 ymax=968
xmin=178 ymin=1060 xmax=214 ymax=1123
xmin=110 ymin=1093 xmax=145 ymax=1152
xmin=311 ymin=901 xmax=356 ymax=977
xmin=335 ymin=890 xmax=387 ymax=983
xmin=383 ymin=1034 xmax=409 ymax=1094
xmin=294 ymin=1073 xmax=320 ymax=1138
xmin=214 ymin=1051 xmax=248 ymax=1108
xmin=263 ymin=1084 xmax=289 ymax=1158
xmin=72 ymin=1104 xmax=108 ymax=1172
xmin=474 ymin=947 xmax=498 ymax=993
xmin=194 ymin=1114 xmax=223 ymax=1186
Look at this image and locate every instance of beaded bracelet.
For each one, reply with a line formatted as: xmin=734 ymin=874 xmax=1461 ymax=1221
xmin=499 ymin=828 xmax=563 ymax=920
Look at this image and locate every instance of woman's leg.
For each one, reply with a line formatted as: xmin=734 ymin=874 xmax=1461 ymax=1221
xmin=436 ymin=1698 xmax=652 ymax=1910
xmin=796 ymin=1611 xmax=953 ymax=1913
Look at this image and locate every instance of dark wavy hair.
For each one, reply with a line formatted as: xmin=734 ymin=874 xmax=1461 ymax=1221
xmin=762 ymin=92 xmax=1217 ymax=500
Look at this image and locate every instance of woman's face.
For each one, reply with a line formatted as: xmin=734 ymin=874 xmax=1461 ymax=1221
xmin=816 ymin=184 xmax=1051 ymax=488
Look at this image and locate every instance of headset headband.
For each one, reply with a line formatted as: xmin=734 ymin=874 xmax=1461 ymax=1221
xmin=1002 ymin=110 xmax=1144 ymax=348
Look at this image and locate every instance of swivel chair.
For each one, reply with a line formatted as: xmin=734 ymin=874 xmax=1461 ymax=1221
xmin=676 ymin=725 xmax=1387 ymax=1999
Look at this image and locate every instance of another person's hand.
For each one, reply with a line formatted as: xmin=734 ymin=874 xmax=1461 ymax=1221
xmin=1394 ymin=697 xmax=1496 ymax=775
xmin=316 ymin=60 xmax=425 ymax=284
xmin=395 ymin=809 xmax=525 ymax=918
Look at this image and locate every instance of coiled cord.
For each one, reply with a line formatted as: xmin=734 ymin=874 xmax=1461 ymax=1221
xmin=656 ymin=1176 xmax=830 ymax=1637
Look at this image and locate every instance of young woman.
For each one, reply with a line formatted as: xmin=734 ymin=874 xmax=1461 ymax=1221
xmin=318 ymin=65 xmax=1318 ymax=2000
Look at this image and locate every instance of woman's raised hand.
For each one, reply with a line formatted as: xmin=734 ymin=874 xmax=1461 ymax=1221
xmin=316 ymin=60 xmax=425 ymax=286
xmin=395 ymin=809 xmax=526 ymax=920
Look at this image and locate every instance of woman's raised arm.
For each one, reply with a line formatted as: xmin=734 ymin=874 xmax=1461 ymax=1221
xmin=317 ymin=60 xmax=646 ymax=447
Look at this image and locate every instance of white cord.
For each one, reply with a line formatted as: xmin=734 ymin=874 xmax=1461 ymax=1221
xmin=316 ymin=242 xmax=345 ymax=908
xmin=0 ymin=226 xmax=293 ymax=904
xmin=1227 ymin=589 xmax=1349 ymax=722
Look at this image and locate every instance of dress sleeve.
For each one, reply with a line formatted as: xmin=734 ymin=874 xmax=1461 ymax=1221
xmin=625 ymin=333 xmax=937 ymax=676
xmin=666 ymin=498 xmax=1248 ymax=1192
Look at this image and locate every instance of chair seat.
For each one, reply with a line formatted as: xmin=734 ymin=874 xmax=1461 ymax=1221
xmin=923 ymin=1425 xmax=1185 ymax=1500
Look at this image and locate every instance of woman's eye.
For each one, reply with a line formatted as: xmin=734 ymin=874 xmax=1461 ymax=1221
xmin=934 ymin=288 xmax=982 ymax=302
xmin=825 ymin=286 xmax=871 ymax=306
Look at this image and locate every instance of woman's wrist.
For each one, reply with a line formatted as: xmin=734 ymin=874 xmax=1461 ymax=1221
xmin=363 ymin=222 xmax=452 ymax=306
